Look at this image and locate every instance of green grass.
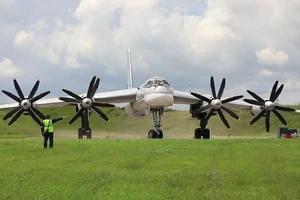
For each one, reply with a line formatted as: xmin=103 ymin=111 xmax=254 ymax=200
xmin=1 ymin=106 xmax=300 ymax=199
xmin=1 ymin=139 xmax=300 ymax=199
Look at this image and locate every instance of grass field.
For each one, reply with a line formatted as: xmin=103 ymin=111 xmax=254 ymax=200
xmin=1 ymin=106 xmax=300 ymax=199
xmin=1 ymin=139 xmax=300 ymax=199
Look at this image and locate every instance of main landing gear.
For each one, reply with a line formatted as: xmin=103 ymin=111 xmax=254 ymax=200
xmin=194 ymin=113 xmax=210 ymax=139
xmin=148 ymin=108 xmax=164 ymax=139
xmin=77 ymin=110 xmax=92 ymax=139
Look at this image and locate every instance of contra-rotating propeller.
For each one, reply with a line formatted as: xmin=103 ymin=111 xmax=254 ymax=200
xmin=2 ymin=79 xmax=50 ymax=125
xmin=244 ymin=81 xmax=295 ymax=132
xmin=59 ymin=76 xmax=114 ymax=125
xmin=191 ymin=77 xmax=243 ymax=128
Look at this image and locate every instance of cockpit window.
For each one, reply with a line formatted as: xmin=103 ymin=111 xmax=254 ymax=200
xmin=141 ymin=78 xmax=171 ymax=88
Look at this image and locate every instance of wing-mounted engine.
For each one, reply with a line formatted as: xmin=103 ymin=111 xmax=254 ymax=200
xmin=250 ymin=105 xmax=263 ymax=116
xmin=244 ymin=80 xmax=295 ymax=132
xmin=59 ymin=76 xmax=115 ymax=139
xmin=125 ymin=101 xmax=150 ymax=119
xmin=2 ymin=79 xmax=50 ymax=125
xmin=191 ymin=77 xmax=243 ymax=129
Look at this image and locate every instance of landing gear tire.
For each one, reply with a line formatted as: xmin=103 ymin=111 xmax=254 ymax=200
xmin=194 ymin=128 xmax=210 ymax=139
xmin=78 ymin=128 xmax=83 ymax=139
xmin=148 ymin=129 xmax=158 ymax=139
xmin=203 ymin=129 xmax=210 ymax=139
xmin=87 ymin=129 xmax=92 ymax=139
xmin=157 ymin=129 xmax=163 ymax=139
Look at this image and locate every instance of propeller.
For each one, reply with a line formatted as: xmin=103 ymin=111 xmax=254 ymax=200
xmin=191 ymin=77 xmax=243 ymax=128
xmin=59 ymin=76 xmax=114 ymax=125
xmin=244 ymin=81 xmax=295 ymax=132
xmin=2 ymin=79 xmax=50 ymax=126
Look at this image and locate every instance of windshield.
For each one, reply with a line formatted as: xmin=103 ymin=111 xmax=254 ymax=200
xmin=141 ymin=77 xmax=171 ymax=88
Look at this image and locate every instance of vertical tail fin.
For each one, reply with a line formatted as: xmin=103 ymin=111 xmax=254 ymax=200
xmin=127 ymin=47 xmax=134 ymax=89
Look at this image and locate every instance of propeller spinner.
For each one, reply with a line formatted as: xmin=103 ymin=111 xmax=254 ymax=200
xmin=191 ymin=77 xmax=243 ymax=128
xmin=2 ymin=79 xmax=50 ymax=125
xmin=244 ymin=81 xmax=295 ymax=132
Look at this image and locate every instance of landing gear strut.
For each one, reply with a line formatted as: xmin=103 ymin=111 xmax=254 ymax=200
xmin=77 ymin=110 xmax=92 ymax=139
xmin=148 ymin=108 xmax=164 ymax=139
xmin=194 ymin=113 xmax=210 ymax=139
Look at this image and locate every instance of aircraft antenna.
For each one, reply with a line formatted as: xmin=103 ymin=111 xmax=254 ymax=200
xmin=127 ymin=47 xmax=134 ymax=89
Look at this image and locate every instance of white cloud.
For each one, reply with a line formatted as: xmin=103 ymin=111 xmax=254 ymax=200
xmin=3 ymin=0 xmax=300 ymax=104
xmin=13 ymin=30 xmax=34 ymax=47
xmin=0 ymin=58 xmax=22 ymax=77
xmin=256 ymin=48 xmax=289 ymax=66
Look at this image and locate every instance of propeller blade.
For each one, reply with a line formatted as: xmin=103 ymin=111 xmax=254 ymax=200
xmin=265 ymin=111 xmax=270 ymax=132
xmin=244 ymin=99 xmax=264 ymax=106
xmin=217 ymin=109 xmax=230 ymax=129
xmin=31 ymin=107 xmax=46 ymax=120
xmin=191 ymin=92 xmax=212 ymax=103
xmin=2 ymin=90 xmax=21 ymax=103
xmin=272 ymin=109 xmax=287 ymax=126
xmin=28 ymin=108 xmax=42 ymax=126
xmin=90 ymin=78 xmax=100 ymax=98
xmin=221 ymin=95 xmax=243 ymax=104
xmin=274 ymin=105 xmax=295 ymax=112
xmin=217 ymin=78 xmax=226 ymax=99
xmin=247 ymin=90 xmax=264 ymax=102
xmin=8 ymin=109 xmax=23 ymax=125
xmin=270 ymin=81 xmax=278 ymax=101
xmin=221 ymin=106 xmax=239 ymax=120
xmin=13 ymin=79 xmax=25 ymax=99
xmin=272 ymin=84 xmax=284 ymax=102
xmin=210 ymin=76 xmax=217 ymax=99
xmin=93 ymin=102 xmax=115 ymax=107
xmin=62 ymin=89 xmax=83 ymax=101
xmin=3 ymin=106 xmax=22 ymax=120
xmin=30 ymin=91 xmax=51 ymax=103
xmin=205 ymin=109 xmax=214 ymax=122
xmin=59 ymin=97 xmax=81 ymax=104
xmin=192 ymin=104 xmax=212 ymax=116
xmin=68 ymin=107 xmax=85 ymax=125
xmin=249 ymin=109 xmax=266 ymax=125
xmin=28 ymin=80 xmax=40 ymax=99
xmin=91 ymin=105 xmax=109 ymax=121
xmin=87 ymin=76 xmax=96 ymax=98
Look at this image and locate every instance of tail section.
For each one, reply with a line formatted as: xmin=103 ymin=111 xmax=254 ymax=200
xmin=127 ymin=47 xmax=134 ymax=89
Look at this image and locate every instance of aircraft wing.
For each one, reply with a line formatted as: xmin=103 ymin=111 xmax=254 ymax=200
xmin=0 ymin=88 xmax=138 ymax=109
xmin=173 ymin=90 xmax=300 ymax=114
xmin=173 ymin=90 xmax=201 ymax=104
xmin=0 ymin=97 xmax=68 ymax=109
xmin=173 ymin=90 xmax=252 ymax=109
xmin=93 ymin=88 xmax=137 ymax=103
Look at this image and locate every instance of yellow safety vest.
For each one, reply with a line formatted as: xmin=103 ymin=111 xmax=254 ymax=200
xmin=43 ymin=119 xmax=54 ymax=133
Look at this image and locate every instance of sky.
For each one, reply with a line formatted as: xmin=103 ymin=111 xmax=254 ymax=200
xmin=0 ymin=0 xmax=300 ymax=106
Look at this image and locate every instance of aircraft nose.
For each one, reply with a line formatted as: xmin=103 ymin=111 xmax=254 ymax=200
xmin=155 ymin=86 xmax=167 ymax=93
xmin=144 ymin=93 xmax=173 ymax=107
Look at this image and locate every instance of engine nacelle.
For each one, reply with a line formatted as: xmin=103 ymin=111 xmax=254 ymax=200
xmin=125 ymin=101 xmax=150 ymax=119
xmin=250 ymin=105 xmax=263 ymax=116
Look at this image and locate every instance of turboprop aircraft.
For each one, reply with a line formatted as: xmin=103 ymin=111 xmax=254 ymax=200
xmin=0 ymin=48 xmax=299 ymax=139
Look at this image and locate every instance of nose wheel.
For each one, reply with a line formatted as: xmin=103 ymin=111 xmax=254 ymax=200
xmin=148 ymin=108 xmax=164 ymax=139
xmin=148 ymin=129 xmax=163 ymax=139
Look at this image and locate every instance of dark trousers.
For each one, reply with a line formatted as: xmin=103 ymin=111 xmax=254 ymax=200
xmin=43 ymin=132 xmax=54 ymax=148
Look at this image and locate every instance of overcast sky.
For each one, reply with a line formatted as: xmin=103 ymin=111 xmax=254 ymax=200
xmin=0 ymin=0 xmax=300 ymax=105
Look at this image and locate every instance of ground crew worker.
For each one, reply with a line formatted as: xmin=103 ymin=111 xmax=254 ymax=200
xmin=41 ymin=114 xmax=67 ymax=148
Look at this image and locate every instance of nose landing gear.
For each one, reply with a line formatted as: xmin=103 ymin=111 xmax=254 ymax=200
xmin=148 ymin=108 xmax=164 ymax=139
